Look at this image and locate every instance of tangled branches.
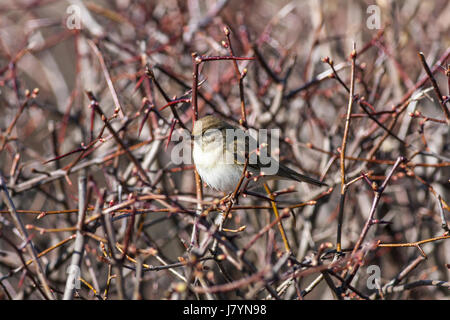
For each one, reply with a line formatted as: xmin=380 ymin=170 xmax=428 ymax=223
xmin=0 ymin=0 xmax=449 ymax=300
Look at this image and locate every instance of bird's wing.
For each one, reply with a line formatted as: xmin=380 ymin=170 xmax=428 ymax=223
xmin=223 ymin=128 xmax=326 ymax=187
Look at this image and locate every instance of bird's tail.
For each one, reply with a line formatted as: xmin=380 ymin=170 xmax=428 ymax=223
xmin=278 ymin=163 xmax=328 ymax=187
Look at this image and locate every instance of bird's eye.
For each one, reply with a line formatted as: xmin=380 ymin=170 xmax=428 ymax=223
xmin=203 ymin=128 xmax=221 ymax=138
xmin=203 ymin=130 xmax=214 ymax=138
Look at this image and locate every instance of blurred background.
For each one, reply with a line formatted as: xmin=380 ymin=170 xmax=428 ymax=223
xmin=0 ymin=0 xmax=449 ymax=300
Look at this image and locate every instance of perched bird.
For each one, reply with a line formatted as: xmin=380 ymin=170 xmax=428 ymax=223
xmin=192 ymin=115 xmax=327 ymax=192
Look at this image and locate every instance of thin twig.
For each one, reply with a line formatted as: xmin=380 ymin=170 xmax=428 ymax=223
xmin=418 ymin=52 xmax=450 ymax=124
xmin=63 ymin=170 xmax=88 ymax=300
xmin=336 ymin=44 xmax=357 ymax=253
xmin=0 ymin=173 xmax=54 ymax=300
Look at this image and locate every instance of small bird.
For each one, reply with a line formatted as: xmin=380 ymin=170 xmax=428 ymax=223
xmin=192 ymin=115 xmax=327 ymax=192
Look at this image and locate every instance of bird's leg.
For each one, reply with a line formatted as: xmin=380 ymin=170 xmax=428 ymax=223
xmin=215 ymin=192 xmax=232 ymax=230
xmin=219 ymin=192 xmax=232 ymax=205
xmin=211 ymin=192 xmax=235 ymax=253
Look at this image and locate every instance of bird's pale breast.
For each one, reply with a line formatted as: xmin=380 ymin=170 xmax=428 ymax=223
xmin=193 ymin=141 xmax=243 ymax=192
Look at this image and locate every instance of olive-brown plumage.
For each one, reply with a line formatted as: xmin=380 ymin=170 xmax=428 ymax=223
xmin=192 ymin=115 xmax=327 ymax=192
